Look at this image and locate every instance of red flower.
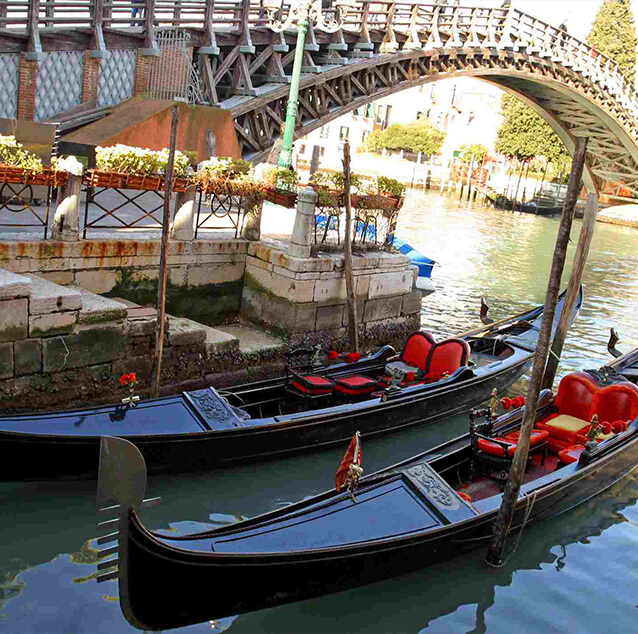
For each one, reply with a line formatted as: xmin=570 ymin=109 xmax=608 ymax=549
xmin=326 ymin=351 xmax=339 ymax=360
xmin=500 ymin=397 xmax=512 ymax=410
xmin=119 ymin=372 xmax=138 ymax=387
xmin=405 ymin=372 xmax=415 ymax=383
xmin=601 ymin=423 xmax=612 ymax=435
xmin=345 ymin=352 xmax=361 ymax=363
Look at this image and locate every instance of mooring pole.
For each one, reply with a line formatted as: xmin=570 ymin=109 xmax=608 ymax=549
xmin=152 ymin=104 xmax=179 ymax=398
xmin=542 ymin=192 xmax=598 ymax=390
xmin=485 ymin=137 xmax=588 ymax=567
xmin=342 ymin=140 xmax=359 ymax=352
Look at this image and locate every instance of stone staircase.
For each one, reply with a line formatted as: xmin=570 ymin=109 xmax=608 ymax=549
xmin=0 ymin=266 xmax=286 ymax=410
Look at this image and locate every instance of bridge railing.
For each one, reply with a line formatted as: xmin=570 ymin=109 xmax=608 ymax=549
xmin=3 ymin=0 xmax=636 ymax=119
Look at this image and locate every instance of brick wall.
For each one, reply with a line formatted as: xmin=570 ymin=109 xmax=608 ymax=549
xmin=17 ymin=54 xmax=38 ymax=121
xmin=133 ymin=52 xmax=155 ymax=96
xmin=82 ymin=52 xmax=101 ymax=103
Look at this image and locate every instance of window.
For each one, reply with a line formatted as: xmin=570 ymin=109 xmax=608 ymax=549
xmin=361 ymin=130 xmax=369 ymax=143
xmin=319 ymin=125 xmax=330 ymax=139
xmin=375 ymin=105 xmax=384 ymax=124
xmin=339 ymin=126 xmax=350 ymax=140
xmin=366 ymin=103 xmax=374 ymax=118
xmin=416 ymin=111 xmax=425 ymax=121
xmin=319 ymin=147 xmax=325 ymax=157
xmin=299 ymin=144 xmax=306 ymax=155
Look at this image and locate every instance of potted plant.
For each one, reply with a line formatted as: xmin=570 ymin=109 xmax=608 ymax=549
xmin=264 ymin=166 xmax=299 ymax=208
xmin=193 ymin=157 xmax=264 ymax=198
xmin=0 ymin=135 xmax=68 ymax=187
xmin=86 ymin=144 xmax=195 ymax=192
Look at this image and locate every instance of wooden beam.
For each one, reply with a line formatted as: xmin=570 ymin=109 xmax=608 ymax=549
xmin=26 ymin=0 xmax=44 ymax=60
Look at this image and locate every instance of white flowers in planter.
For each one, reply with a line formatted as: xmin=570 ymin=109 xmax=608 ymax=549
xmin=95 ymin=144 xmax=194 ymax=178
xmin=0 ymin=135 xmax=44 ymax=172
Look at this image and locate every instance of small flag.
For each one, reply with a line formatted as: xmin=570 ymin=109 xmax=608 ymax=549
xmin=335 ymin=431 xmax=363 ymax=492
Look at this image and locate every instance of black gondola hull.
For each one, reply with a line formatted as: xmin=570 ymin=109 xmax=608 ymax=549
xmin=119 ymin=428 xmax=638 ymax=631
xmin=0 ymin=355 xmax=528 ymax=480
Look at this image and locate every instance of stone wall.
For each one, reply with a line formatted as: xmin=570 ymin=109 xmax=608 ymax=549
xmin=241 ymin=243 xmax=422 ymax=340
xmin=0 ymin=239 xmax=247 ymax=326
xmin=0 ymin=267 xmax=234 ymax=412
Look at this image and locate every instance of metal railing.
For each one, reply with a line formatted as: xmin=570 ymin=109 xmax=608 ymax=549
xmin=3 ymin=1 xmax=637 ymax=122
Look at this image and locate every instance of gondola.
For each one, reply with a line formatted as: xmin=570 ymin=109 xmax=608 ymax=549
xmin=606 ymin=328 xmax=638 ymax=384
xmin=96 ymin=364 xmax=638 ymax=631
xmin=98 ymin=362 xmax=638 ymax=630
xmin=0 ymin=290 xmax=581 ymax=481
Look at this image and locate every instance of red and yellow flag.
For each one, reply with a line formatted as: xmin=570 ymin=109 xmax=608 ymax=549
xmin=335 ymin=431 xmax=362 ymax=491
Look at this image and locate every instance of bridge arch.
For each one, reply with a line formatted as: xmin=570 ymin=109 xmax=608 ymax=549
xmin=234 ymin=51 xmax=638 ymax=200
xmin=225 ymin=5 xmax=638 ymax=201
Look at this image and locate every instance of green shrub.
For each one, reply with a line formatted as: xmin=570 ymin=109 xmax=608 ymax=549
xmin=374 ymin=176 xmax=406 ymax=199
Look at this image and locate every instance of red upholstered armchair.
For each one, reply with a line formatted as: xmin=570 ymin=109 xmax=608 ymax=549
xmin=423 ymin=338 xmax=471 ymax=382
xmin=400 ymin=331 xmax=436 ymax=373
xmin=378 ymin=331 xmax=436 ymax=388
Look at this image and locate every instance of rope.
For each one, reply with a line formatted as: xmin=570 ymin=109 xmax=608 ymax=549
xmin=505 ymin=489 xmax=538 ymax=563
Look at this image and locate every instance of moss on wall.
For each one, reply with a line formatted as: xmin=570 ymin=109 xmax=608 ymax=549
xmin=106 ymin=270 xmax=243 ymax=325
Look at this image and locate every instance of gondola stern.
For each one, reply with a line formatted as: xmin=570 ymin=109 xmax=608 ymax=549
xmin=95 ymin=437 xmax=162 ymax=631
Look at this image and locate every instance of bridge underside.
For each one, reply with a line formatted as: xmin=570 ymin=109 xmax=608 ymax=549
xmin=228 ymin=47 xmax=638 ymax=202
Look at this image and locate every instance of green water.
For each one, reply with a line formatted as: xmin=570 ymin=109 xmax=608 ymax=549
xmin=2 ymin=191 xmax=638 ymax=633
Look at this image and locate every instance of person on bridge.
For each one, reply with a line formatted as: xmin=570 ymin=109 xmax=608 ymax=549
xmin=132 ymin=0 xmax=145 ymax=27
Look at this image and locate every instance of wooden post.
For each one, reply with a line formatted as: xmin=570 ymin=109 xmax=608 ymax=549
xmin=542 ymin=192 xmax=598 ymax=390
xmin=342 ymin=140 xmax=359 ymax=353
xmin=485 ymin=137 xmax=588 ymax=567
xmin=152 ymin=105 xmax=179 ymax=398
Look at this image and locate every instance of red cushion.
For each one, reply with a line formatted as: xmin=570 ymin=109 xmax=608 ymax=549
xmin=401 ymin=331 xmax=436 ymax=372
xmin=292 ymin=375 xmax=333 ymax=395
xmin=611 ymin=420 xmax=629 ymax=434
xmin=334 ymin=375 xmax=377 ymax=395
xmin=595 ymin=383 xmax=638 ymax=423
xmin=477 ymin=438 xmax=516 ymax=457
xmin=502 ymin=429 xmax=549 ymax=447
xmin=425 ymin=338 xmax=471 ymax=377
xmin=558 ymin=444 xmax=585 ymax=465
xmin=554 ymin=372 xmax=597 ymax=421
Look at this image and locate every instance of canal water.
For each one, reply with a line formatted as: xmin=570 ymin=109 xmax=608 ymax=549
xmin=2 ymin=191 xmax=638 ymax=633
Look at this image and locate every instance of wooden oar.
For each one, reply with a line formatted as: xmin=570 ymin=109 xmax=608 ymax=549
xmin=456 ymin=304 xmax=539 ymax=339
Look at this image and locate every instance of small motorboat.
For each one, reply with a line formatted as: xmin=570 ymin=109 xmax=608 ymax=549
xmin=392 ymin=237 xmax=436 ymax=294
xmin=96 ymin=365 xmax=638 ymax=630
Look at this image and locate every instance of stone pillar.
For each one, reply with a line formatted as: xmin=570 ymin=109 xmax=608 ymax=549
xmin=81 ymin=51 xmax=101 ymax=104
xmin=51 ymin=157 xmax=84 ymax=241
xmin=240 ymin=194 xmax=263 ymax=241
xmin=170 ymin=186 xmax=197 ymax=241
xmin=17 ymin=54 xmax=38 ymax=121
xmin=289 ymin=186 xmax=317 ymax=258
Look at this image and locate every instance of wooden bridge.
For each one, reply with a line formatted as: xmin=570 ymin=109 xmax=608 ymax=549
xmin=2 ymin=0 xmax=638 ymax=200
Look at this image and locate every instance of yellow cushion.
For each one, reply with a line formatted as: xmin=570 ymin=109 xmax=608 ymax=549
xmin=545 ymin=414 xmax=590 ymax=432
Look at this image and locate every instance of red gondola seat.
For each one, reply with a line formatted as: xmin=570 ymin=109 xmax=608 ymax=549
xmin=471 ymin=428 xmax=549 ymax=489
xmin=423 ymin=338 xmax=471 ymax=381
xmin=333 ymin=375 xmax=378 ymax=397
xmin=287 ymin=370 xmax=334 ymax=401
xmin=379 ymin=331 xmax=436 ymax=387
xmin=536 ymin=372 xmax=638 ymax=454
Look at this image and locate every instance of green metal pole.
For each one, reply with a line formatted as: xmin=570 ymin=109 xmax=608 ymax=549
xmin=278 ymin=15 xmax=309 ymax=169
